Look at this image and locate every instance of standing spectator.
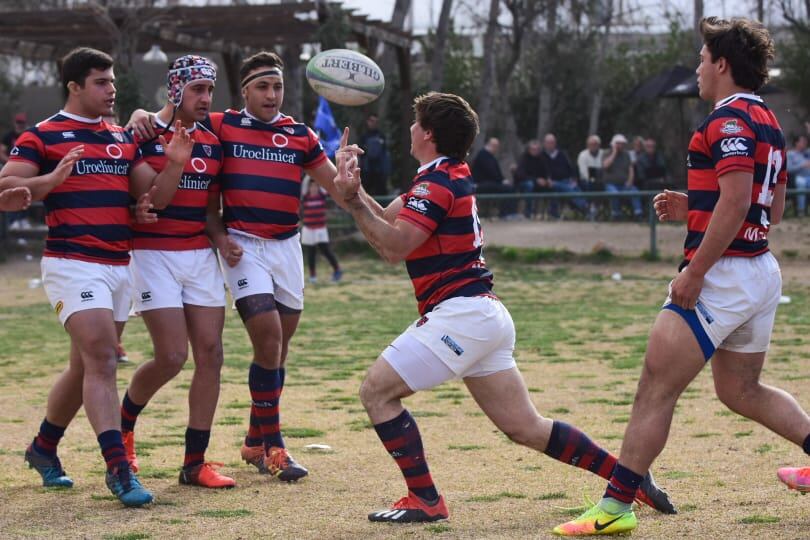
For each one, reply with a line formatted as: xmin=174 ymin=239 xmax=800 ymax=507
xmin=787 ymin=134 xmax=810 ymax=216
xmin=635 ymin=137 xmax=669 ymax=191
xmin=514 ymin=139 xmax=548 ymax=218
xmin=603 ymin=134 xmax=642 ymax=220
xmin=0 ymin=112 xmax=27 ymax=165
xmin=358 ymin=113 xmax=391 ymax=196
xmin=541 ymin=133 xmax=588 ymax=218
xmin=301 ymin=178 xmax=342 ymax=283
xmin=471 ymin=137 xmax=518 ymax=218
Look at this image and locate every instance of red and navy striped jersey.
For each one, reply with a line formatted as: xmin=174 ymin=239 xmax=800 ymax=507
xmin=9 ymin=111 xmax=143 ymax=265
xmin=209 ymin=110 xmax=327 ymax=240
xmin=685 ymin=93 xmax=787 ymax=260
xmin=301 ymin=188 xmax=328 ymax=229
xmin=132 ymin=121 xmax=222 ymax=250
xmin=396 ymin=157 xmax=494 ymax=315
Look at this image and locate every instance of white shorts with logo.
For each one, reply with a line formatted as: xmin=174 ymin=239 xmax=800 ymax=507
xmin=41 ymin=257 xmax=132 ymax=326
xmin=382 ymin=296 xmax=517 ymax=391
xmin=221 ymin=229 xmax=305 ymax=310
xmin=663 ymin=251 xmax=781 ymax=359
xmin=131 ymin=248 xmax=226 ymax=312
xmin=300 ymin=226 xmax=329 ymax=246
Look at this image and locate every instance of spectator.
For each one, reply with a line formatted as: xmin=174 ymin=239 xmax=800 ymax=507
xmin=629 ymin=135 xmax=644 ymax=164
xmin=540 ymin=133 xmax=588 ymax=218
xmin=514 ymin=139 xmax=549 ymax=218
xmin=358 ymin=113 xmax=391 ymax=195
xmin=471 ymin=137 xmax=518 ymax=219
xmin=577 ymin=135 xmax=605 ymax=188
xmin=787 ymin=134 xmax=810 ymax=217
xmin=602 ymin=133 xmax=642 ymax=220
xmin=635 ymin=137 xmax=669 ymax=190
xmin=0 ymin=112 xmax=27 ymax=165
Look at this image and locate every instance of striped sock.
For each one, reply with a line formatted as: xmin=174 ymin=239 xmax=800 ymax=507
xmin=803 ymin=433 xmax=810 ymax=455
xmin=248 ymin=363 xmax=284 ymax=449
xmin=183 ymin=427 xmax=210 ymax=469
xmin=120 ymin=392 xmax=146 ymax=434
xmin=603 ymin=463 xmax=644 ymax=506
xmin=373 ymin=409 xmax=439 ymax=503
xmin=543 ymin=421 xmax=617 ymax=480
xmin=32 ymin=418 xmax=66 ymax=457
xmin=244 ymin=407 xmax=263 ymax=447
xmin=98 ymin=430 xmax=128 ymax=473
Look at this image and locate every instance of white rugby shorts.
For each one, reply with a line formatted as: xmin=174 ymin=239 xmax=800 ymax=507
xmin=221 ymin=229 xmax=305 ymax=310
xmin=300 ymin=226 xmax=329 ymax=246
xmin=663 ymin=251 xmax=781 ymax=359
xmin=41 ymin=257 xmax=132 ymax=325
xmin=382 ymin=295 xmax=517 ymax=391
xmin=131 ymin=248 xmax=225 ymax=312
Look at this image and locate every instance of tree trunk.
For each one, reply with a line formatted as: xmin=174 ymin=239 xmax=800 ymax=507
xmin=282 ymin=43 xmax=303 ymax=122
xmin=587 ymin=0 xmax=612 ymax=135
xmin=476 ymin=0 xmax=500 ymax=150
xmin=693 ymin=0 xmax=703 ymax=50
xmin=429 ymin=0 xmax=454 ymax=90
xmin=536 ymin=0 xmax=558 ymax=141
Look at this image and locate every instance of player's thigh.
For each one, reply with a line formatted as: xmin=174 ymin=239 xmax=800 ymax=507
xmin=243 ymin=304 xmax=283 ymax=353
xmin=642 ymin=309 xmax=706 ymax=393
xmin=142 ymin=307 xmax=189 ymax=363
xmin=378 ymin=333 xmax=456 ymax=394
xmin=184 ymin=304 xmax=225 ymax=366
xmin=710 ymin=349 xmax=766 ymax=404
xmin=64 ymin=308 xmax=119 ymax=369
xmin=362 ymin=353 xmax=417 ymax=406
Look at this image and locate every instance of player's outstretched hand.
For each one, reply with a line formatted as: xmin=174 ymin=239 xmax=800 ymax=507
xmin=653 ymin=190 xmax=688 ymax=222
xmin=135 ymin=185 xmax=159 ymax=224
xmin=334 ymin=127 xmax=362 ymax=201
xmin=126 ymin=109 xmax=158 ymax=141
xmin=161 ymin=121 xmax=194 ymax=166
xmin=49 ymin=145 xmax=84 ymax=187
xmin=0 ymin=186 xmax=32 ymax=211
xmin=218 ymin=235 xmax=243 ymax=267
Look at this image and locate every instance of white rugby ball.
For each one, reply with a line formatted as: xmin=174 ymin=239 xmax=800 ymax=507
xmin=306 ymin=49 xmax=385 ymax=106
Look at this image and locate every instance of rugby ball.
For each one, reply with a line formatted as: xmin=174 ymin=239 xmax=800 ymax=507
xmin=306 ymin=49 xmax=385 ymax=106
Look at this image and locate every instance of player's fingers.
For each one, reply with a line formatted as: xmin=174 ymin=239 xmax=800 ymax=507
xmin=340 ymin=127 xmax=349 ymax=148
xmin=158 ymin=134 xmax=167 ymax=147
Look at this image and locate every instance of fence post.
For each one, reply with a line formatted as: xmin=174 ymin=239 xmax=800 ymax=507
xmin=648 ymin=194 xmax=658 ymax=260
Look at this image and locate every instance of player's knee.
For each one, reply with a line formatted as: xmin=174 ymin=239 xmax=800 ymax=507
xmin=359 ymin=374 xmax=387 ymax=412
xmin=159 ymin=349 xmax=188 ymax=377
xmin=195 ymin=340 xmax=224 ymax=372
xmin=715 ymin=379 xmax=757 ymax=412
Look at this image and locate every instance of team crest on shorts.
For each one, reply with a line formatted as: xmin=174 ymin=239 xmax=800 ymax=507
xmin=413 ymin=182 xmax=431 ymax=197
xmin=202 ymin=144 xmax=212 ymax=157
xmin=416 ymin=315 xmax=429 ymax=327
xmin=720 ymin=119 xmax=744 ymax=135
xmin=55 ymin=300 xmax=63 ymax=315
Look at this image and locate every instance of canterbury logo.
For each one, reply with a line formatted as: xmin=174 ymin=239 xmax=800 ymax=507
xmin=80 ymin=291 xmax=93 ymax=299
xmin=720 ymin=138 xmax=747 ymax=153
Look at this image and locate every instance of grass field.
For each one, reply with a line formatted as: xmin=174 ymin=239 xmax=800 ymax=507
xmin=0 ymin=252 xmax=808 ymax=539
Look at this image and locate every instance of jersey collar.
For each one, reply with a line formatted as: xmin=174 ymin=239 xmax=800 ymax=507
xmin=715 ymin=92 xmax=762 ymax=109
xmin=242 ymin=108 xmax=282 ymax=125
xmin=417 ymin=155 xmax=449 ymax=174
xmin=155 ymin=115 xmax=197 ymax=133
xmin=58 ymin=109 xmax=102 ymax=124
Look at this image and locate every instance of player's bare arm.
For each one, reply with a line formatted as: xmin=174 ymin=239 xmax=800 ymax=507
xmin=0 ymin=145 xmax=84 ymax=200
xmin=770 ymin=182 xmax=786 ymax=224
xmin=0 ymin=185 xmax=32 ymax=211
xmin=670 ymin=170 xmax=752 ymax=309
xmin=125 ymin=108 xmax=158 ymax=140
xmin=204 ymin=191 xmax=242 ymax=267
xmin=128 ymin=121 xmax=194 ymax=208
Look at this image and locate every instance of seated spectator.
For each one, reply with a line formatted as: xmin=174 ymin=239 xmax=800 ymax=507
xmin=635 ymin=137 xmax=669 ymax=190
xmin=603 ymin=134 xmax=642 ymax=220
xmin=787 ymin=134 xmax=810 ymax=217
xmin=514 ymin=139 xmax=548 ymax=218
xmin=577 ymin=135 xmax=605 ymax=189
xmin=471 ymin=137 xmax=518 ymax=218
xmin=541 ymin=133 xmax=588 ymax=218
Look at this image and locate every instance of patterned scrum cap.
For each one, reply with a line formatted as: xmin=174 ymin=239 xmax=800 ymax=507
xmin=167 ymin=55 xmax=217 ymax=106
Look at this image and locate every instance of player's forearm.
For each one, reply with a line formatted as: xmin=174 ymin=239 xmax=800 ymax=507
xmin=150 ymin=160 xmax=185 ymax=209
xmin=360 ymin=188 xmax=385 ymax=218
xmin=0 ymin=173 xmax=58 ymax=201
xmin=205 ymin=209 xmax=229 ymax=248
xmin=345 ymin=194 xmax=402 ymax=263
xmin=687 ymin=195 xmax=749 ymax=276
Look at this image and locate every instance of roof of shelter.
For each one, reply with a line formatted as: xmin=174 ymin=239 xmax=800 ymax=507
xmin=0 ymin=2 xmax=410 ymax=61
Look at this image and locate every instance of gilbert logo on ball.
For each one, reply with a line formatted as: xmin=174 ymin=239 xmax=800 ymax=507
xmin=306 ymin=49 xmax=385 ymax=106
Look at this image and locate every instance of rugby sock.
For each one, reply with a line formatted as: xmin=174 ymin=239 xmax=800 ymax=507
xmin=279 ymin=366 xmax=286 ymax=390
xmin=183 ymin=427 xmax=210 ymax=469
xmin=600 ymin=463 xmax=643 ymax=514
xmin=803 ymin=433 xmax=810 ymax=455
xmin=120 ymin=391 xmax=146 ymax=434
xmin=98 ymin=430 xmax=128 ymax=473
xmin=32 ymin=418 xmax=66 ymax=457
xmin=248 ymin=363 xmax=284 ymax=449
xmin=543 ymin=421 xmax=617 ymax=479
xmin=373 ymin=409 xmax=439 ymax=503
xmin=244 ymin=408 xmax=263 ymax=447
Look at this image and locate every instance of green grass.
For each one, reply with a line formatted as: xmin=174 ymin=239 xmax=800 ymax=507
xmin=739 ymin=515 xmax=780 ymax=524
xmin=284 ymin=427 xmax=325 ymax=438
xmin=195 ymin=509 xmax=252 ymax=518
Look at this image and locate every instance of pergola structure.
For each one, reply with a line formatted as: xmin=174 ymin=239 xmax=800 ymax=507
xmin=0 ymin=1 xmax=412 ymax=145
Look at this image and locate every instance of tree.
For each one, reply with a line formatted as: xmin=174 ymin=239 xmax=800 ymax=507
xmin=475 ymin=0 xmax=501 ymax=151
xmin=429 ymin=0 xmax=454 ymax=90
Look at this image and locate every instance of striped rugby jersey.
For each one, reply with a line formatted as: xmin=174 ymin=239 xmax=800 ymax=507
xmin=209 ymin=110 xmax=327 ymax=240
xmin=9 ymin=110 xmax=143 ymax=265
xmin=132 ymin=119 xmax=222 ymax=250
xmin=301 ymin=188 xmax=328 ymax=229
xmin=397 ymin=157 xmax=494 ymax=315
xmin=685 ymin=93 xmax=787 ymax=260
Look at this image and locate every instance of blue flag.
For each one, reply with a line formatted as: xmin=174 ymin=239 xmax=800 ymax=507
xmin=313 ymin=96 xmax=341 ymax=159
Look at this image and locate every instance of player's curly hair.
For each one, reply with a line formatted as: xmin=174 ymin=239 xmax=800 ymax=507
xmin=700 ymin=17 xmax=774 ymax=91
xmin=239 ymin=51 xmax=285 ymax=82
xmin=413 ymin=92 xmax=479 ymax=160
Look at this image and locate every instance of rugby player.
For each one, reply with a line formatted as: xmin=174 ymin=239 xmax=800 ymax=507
xmin=555 ymin=18 xmax=810 ymax=536
xmin=0 ymin=47 xmax=193 ymax=507
xmin=332 ymin=92 xmax=674 ymax=523
xmin=121 ymin=55 xmax=237 ymax=489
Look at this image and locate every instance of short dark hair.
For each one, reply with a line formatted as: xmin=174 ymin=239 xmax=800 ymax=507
xmin=700 ymin=17 xmax=774 ymax=91
xmin=59 ymin=47 xmax=114 ymax=99
xmin=413 ymin=92 xmax=479 ymax=160
xmin=239 ymin=51 xmax=284 ymax=83
xmin=794 ymin=134 xmax=808 ymax=145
